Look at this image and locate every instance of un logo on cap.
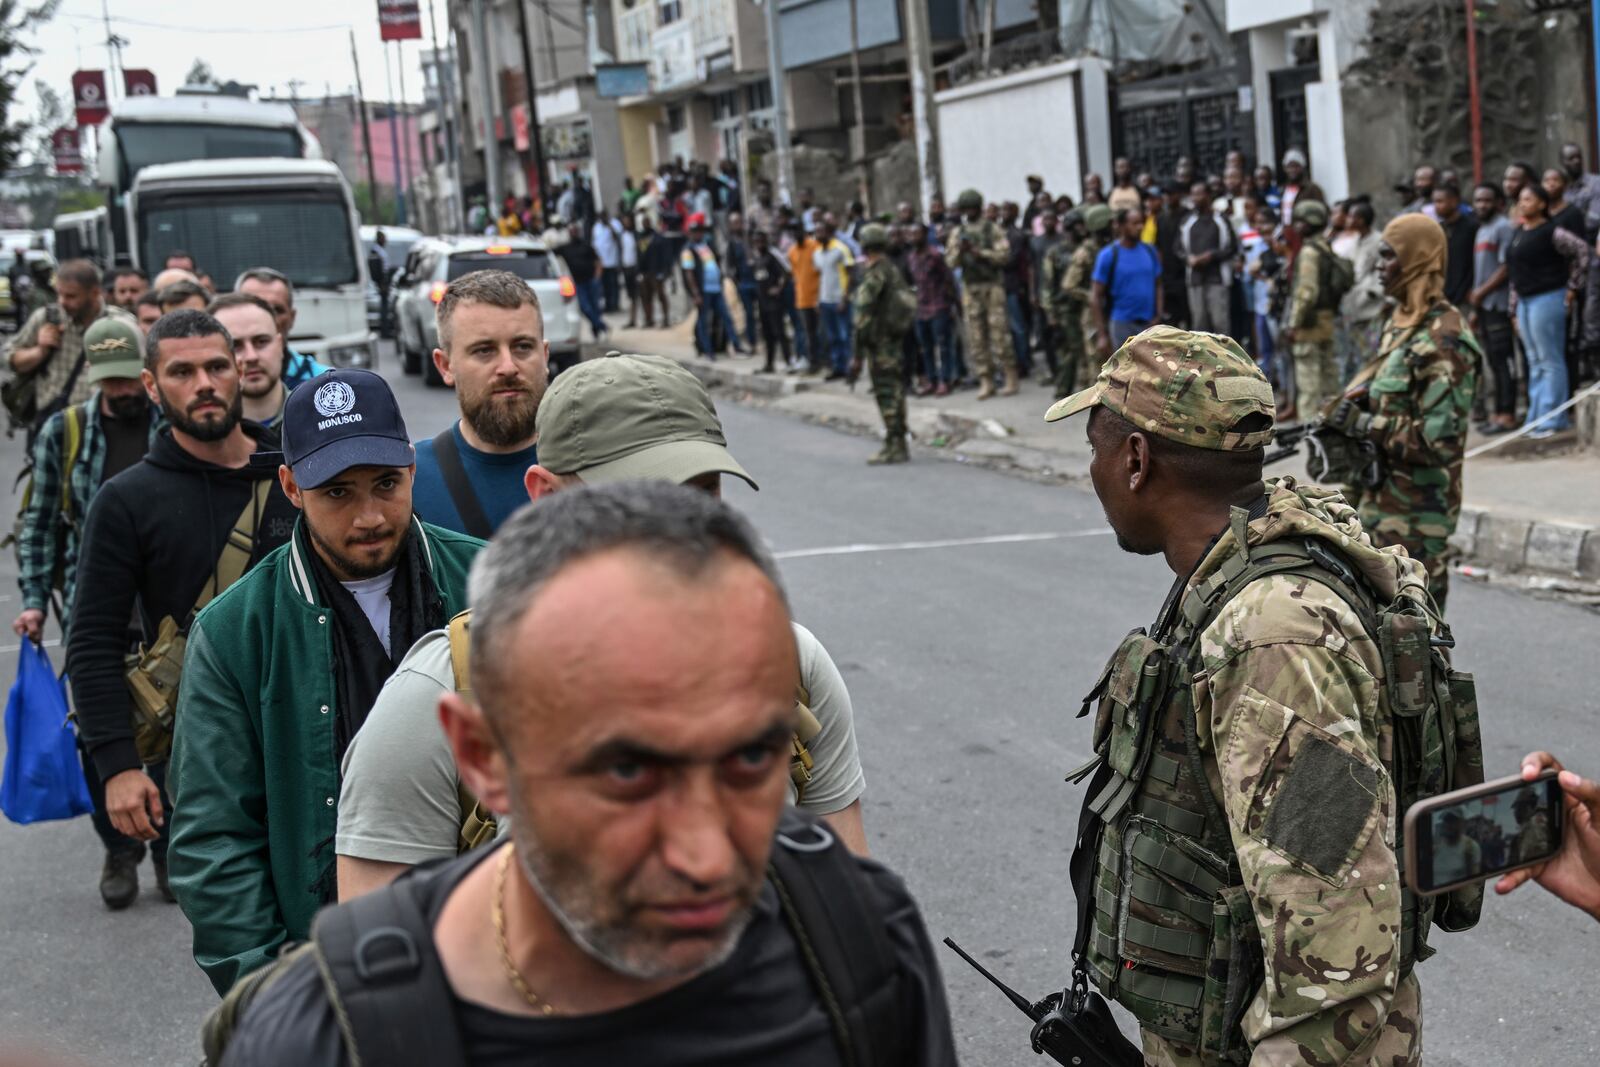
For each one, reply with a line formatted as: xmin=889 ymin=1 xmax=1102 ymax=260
xmin=313 ymin=381 xmax=357 ymax=418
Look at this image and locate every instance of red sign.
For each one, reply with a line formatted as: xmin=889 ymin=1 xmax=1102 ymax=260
xmin=511 ymin=104 xmax=531 ymax=152
xmin=376 ymin=0 xmax=423 ymax=41
xmin=71 ymin=70 xmax=108 ymax=126
xmin=123 ymin=69 xmax=157 ymax=97
xmin=51 ymin=127 xmax=83 ymax=174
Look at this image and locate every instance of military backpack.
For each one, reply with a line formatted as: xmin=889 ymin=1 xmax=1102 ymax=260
xmin=1066 ymin=502 xmax=1482 ymax=1059
xmin=5 ymin=401 xmax=87 ymax=608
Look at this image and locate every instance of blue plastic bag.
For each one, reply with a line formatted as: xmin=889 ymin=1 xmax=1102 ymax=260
xmin=1 ymin=641 xmax=92 ymax=824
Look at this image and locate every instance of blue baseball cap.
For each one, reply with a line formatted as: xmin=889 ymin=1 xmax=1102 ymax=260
xmin=281 ymin=369 xmax=416 ymax=489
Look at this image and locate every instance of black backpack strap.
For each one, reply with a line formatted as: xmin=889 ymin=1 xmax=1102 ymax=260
xmin=430 ymin=428 xmax=493 ymax=540
xmin=768 ymin=811 xmax=907 ymax=1067
xmin=310 ymin=873 xmax=468 ymax=1067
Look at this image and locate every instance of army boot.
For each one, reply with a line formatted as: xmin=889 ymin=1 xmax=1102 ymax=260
xmin=999 ymin=364 xmax=1020 ymax=396
xmin=152 ymin=854 xmax=177 ymax=904
xmin=100 ymin=848 xmax=141 ymax=910
xmin=976 ymin=374 xmax=995 ymax=400
xmin=867 ymin=438 xmax=910 ymax=465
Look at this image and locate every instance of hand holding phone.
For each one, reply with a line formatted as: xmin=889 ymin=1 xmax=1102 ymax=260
xmin=1405 ymin=770 xmax=1565 ymax=896
xmin=1493 ymin=753 xmax=1600 ymax=922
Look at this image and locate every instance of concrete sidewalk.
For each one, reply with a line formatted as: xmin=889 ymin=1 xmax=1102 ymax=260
xmin=601 ymin=319 xmax=1600 ymax=591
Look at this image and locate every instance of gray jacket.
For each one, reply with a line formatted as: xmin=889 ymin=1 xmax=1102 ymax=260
xmin=1341 ymin=230 xmax=1386 ymax=323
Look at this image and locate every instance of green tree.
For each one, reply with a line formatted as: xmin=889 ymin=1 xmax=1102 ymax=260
xmin=353 ymin=181 xmax=398 ymax=226
xmin=0 ymin=0 xmax=62 ymax=171
xmin=185 ymin=58 xmax=216 ymax=86
xmin=27 ymin=76 xmax=64 ymax=164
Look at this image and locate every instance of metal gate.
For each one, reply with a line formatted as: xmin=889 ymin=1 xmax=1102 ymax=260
xmin=1114 ymin=69 xmax=1253 ymax=181
xmin=1269 ymin=66 xmax=1318 ymax=170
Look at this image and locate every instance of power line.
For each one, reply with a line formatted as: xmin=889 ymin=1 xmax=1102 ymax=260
xmin=55 ymin=11 xmax=353 ymax=35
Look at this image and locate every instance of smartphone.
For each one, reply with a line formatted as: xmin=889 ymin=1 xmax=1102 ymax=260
xmin=1404 ymin=771 xmax=1563 ymax=895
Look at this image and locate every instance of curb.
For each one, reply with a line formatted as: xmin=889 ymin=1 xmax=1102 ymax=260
xmin=1451 ymin=508 xmax=1600 ymax=591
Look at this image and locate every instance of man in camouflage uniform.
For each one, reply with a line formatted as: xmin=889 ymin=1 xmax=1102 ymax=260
xmin=945 ymin=188 xmax=1014 ymax=399
xmin=1043 ymin=204 xmax=1113 ymax=399
xmin=1045 ymin=326 xmax=1425 ymax=1066
xmin=1283 ymin=199 xmax=1340 ymax=418
xmin=851 ymin=224 xmax=911 ymax=465
xmin=1510 ymin=788 xmax=1554 ymax=864
xmin=1326 ymin=213 xmax=1477 ymax=613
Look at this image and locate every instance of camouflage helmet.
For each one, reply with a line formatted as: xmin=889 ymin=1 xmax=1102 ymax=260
xmin=1292 ymin=198 xmax=1330 ymax=228
xmin=1061 ymin=208 xmax=1084 ymax=230
xmin=1081 ymin=204 xmax=1114 ymax=234
xmin=955 ymin=188 xmax=984 ymax=211
xmin=858 ymin=223 xmax=890 ymax=252
xmin=1044 ymin=325 xmax=1276 ymax=451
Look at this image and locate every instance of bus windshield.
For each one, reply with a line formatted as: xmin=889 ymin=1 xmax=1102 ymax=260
xmin=115 ymin=123 xmax=302 ymax=189
xmin=138 ymin=190 xmax=358 ymax=289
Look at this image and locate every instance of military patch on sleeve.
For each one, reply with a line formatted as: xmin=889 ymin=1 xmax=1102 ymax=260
xmin=1260 ymin=732 xmax=1380 ymax=882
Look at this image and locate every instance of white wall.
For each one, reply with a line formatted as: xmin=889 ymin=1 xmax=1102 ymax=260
xmin=1227 ymin=0 xmax=1313 ymax=33
xmin=935 ymin=60 xmax=1108 ymax=206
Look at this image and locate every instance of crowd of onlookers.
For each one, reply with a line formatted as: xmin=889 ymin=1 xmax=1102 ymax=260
xmin=489 ymin=147 xmax=1598 ymax=439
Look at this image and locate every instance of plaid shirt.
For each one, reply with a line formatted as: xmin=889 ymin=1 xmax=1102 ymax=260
xmin=18 ymin=393 xmax=159 ymax=622
xmin=4 ymin=304 xmax=134 ymax=417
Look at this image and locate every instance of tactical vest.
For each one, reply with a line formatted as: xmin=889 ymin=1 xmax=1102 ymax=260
xmin=1068 ymin=506 xmax=1483 ymax=1060
xmin=955 ymin=221 xmax=1003 ymax=285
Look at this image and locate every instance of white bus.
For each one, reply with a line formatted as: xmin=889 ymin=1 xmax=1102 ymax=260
xmin=97 ymin=95 xmax=321 ymax=266
xmin=130 ymin=159 xmax=376 ymax=369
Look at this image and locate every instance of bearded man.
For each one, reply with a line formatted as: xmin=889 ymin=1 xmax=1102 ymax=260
xmin=166 ymin=368 xmax=482 ymax=993
xmin=412 ymin=270 xmax=552 ymax=538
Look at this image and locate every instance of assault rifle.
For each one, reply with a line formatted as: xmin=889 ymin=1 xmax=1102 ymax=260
xmin=942 ymin=938 xmax=1142 ymax=1066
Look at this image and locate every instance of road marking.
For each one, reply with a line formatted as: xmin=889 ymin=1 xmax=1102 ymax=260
xmin=773 ymin=529 xmax=1111 ymax=560
xmin=0 ymin=638 xmax=61 ymax=653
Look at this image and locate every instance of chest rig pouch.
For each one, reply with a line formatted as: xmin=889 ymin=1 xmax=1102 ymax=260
xmin=1066 ymin=507 xmax=1483 ymax=1061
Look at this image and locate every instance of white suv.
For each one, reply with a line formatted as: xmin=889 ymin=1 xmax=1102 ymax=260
xmin=393 ymin=235 xmax=581 ymax=386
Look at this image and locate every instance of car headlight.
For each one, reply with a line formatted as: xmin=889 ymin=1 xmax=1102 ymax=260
xmin=327 ymin=341 xmax=375 ymax=369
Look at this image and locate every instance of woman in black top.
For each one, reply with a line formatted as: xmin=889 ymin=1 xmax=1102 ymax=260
xmin=1541 ymin=169 xmax=1586 ymax=236
xmin=1508 ymin=184 xmax=1589 ymax=436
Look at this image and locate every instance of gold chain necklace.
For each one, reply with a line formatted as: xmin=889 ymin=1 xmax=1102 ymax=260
xmin=493 ymin=844 xmax=556 ymax=1016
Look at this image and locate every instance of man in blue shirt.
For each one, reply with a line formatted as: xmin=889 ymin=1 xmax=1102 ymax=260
xmin=411 ymin=270 xmax=547 ymax=537
xmin=1091 ymin=207 xmax=1164 ymax=358
xmin=680 ymin=215 xmax=750 ymax=359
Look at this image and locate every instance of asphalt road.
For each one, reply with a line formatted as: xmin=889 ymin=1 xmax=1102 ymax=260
xmin=1 ymin=342 xmax=1596 ymax=1065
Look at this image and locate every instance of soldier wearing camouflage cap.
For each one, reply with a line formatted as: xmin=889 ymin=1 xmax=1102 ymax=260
xmin=1046 ymin=325 xmax=1430 ymax=1065
xmin=945 ymin=189 xmax=1016 ymax=398
xmin=852 ymin=225 xmax=913 ymax=463
xmin=1041 ymin=204 xmax=1114 ymax=400
xmin=1283 ymin=199 xmax=1343 ymax=417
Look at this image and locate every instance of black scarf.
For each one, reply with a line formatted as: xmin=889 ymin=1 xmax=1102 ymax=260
xmin=305 ymin=519 xmax=446 ymax=765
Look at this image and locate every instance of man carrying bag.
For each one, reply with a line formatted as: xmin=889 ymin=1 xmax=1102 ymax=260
xmin=67 ymin=310 xmax=296 ymax=910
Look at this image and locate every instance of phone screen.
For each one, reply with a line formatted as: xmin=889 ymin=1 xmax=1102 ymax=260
xmin=1411 ymin=773 xmax=1564 ymax=894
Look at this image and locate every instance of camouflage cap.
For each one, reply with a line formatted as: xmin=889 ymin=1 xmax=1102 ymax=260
xmin=1292 ymin=198 xmax=1330 ymax=228
xmin=858 ymin=223 xmax=890 ymax=252
xmin=1081 ymin=204 xmax=1114 ymax=234
xmin=1043 ymin=325 xmax=1276 ymax=451
xmin=82 ymin=315 xmax=144 ymax=383
xmin=535 ymin=352 xmax=758 ymax=490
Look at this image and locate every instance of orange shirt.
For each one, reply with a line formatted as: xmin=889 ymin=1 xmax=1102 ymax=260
xmin=789 ymin=238 xmax=821 ymax=308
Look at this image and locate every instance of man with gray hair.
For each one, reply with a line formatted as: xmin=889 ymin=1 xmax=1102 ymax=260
xmin=221 ymin=482 xmax=958 ymax=1066
xmin=410 ymin=270 xmax=549 ymax=538
xmin=336 ymin=353 xmax=868 ymax=901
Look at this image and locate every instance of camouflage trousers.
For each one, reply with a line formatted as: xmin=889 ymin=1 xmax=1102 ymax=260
xmin=1049 ymin=302 xmax=1085 ymax=399
xmin=960 ymin=283 xmax=1012 ymax=379
xmin=1358 ymin=506 xmax=1456 ymax=615
xmin=1292 ymin=339 xmax=1340 ymax=417
xmin=863 ymin=340 xmax=907 ymax=442
xmin=1140 ymin=970 xmax=1423 ymax=1066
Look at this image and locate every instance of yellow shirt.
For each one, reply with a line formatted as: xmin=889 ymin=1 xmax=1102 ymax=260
xmin=1141 ymin=216 xmax=1158 ymax=245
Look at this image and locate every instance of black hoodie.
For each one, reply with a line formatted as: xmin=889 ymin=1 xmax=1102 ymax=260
xmin=68 ymin=422 xmax=299 ymax=781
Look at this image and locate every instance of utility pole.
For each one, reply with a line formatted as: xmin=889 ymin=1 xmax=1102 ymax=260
xmin=427 ymin=0 xmax=465 ymax=232
xmin=470 ymin=0 xmax=502 ymax=213
xmin=762 ymin=0 xmax=795 ymax=205
xmin=902 ymin=0 xmax=940 ymax=211
xmin=100 ymin=0 xmax=122 ymax=102
xmin=847 ymin=0 xmax=869 ymax=209
xmin=396 ymin=40 xmax=415 ymax=224
xmin=383 ymin=43 xmax=407 ymax=225
xmin=514 ymin=0 xmax=549 ymax=215
xmin=350 ymin=29 xmax=383 ymax=224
